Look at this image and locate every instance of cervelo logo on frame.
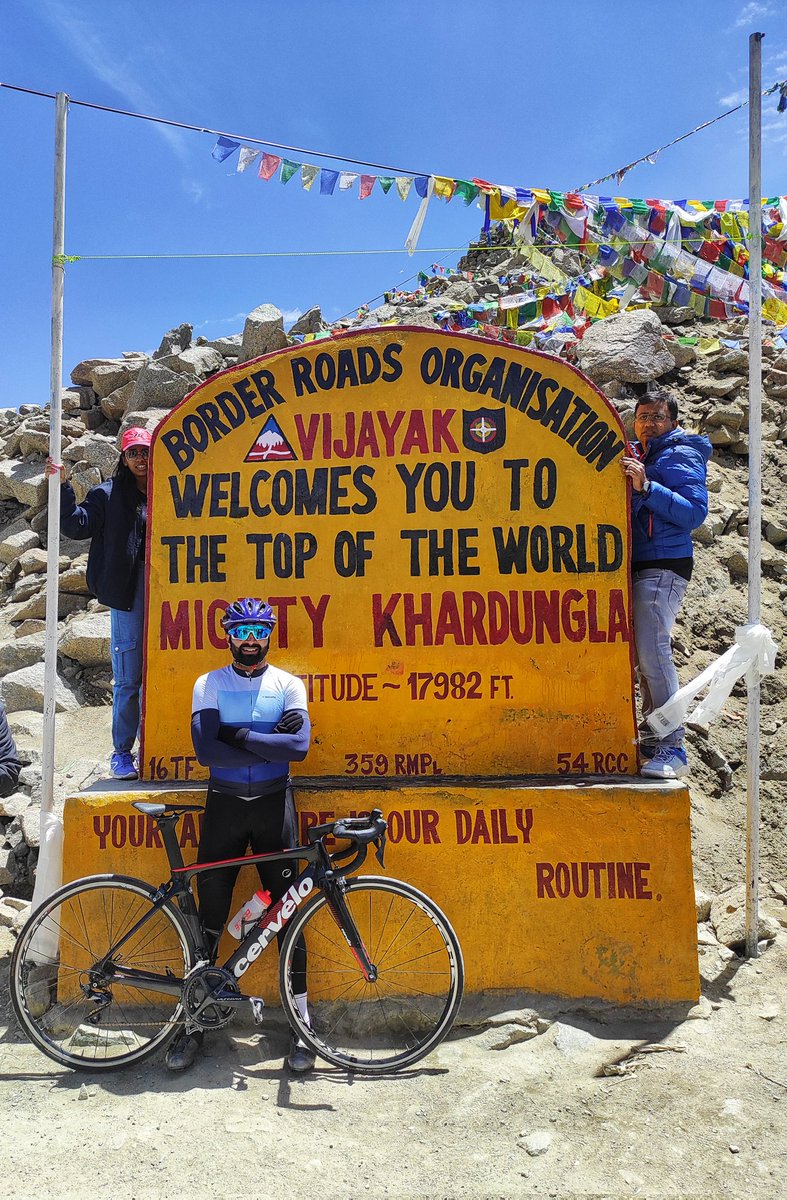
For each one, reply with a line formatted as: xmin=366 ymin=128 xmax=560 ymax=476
xmin=232 ymin=876 xmax=315 ymax=978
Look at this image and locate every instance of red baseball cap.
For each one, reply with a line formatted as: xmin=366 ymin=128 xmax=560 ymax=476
xmin=120 ymin=426 xmax=152 ymax=453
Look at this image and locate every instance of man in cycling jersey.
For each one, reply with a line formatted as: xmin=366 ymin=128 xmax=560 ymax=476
xmin=165 ymin=596 xmax=315 ymax=1073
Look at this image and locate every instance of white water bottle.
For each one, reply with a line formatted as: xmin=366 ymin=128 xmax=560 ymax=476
xmin=227 ymin=888 xmax=271 ymax=939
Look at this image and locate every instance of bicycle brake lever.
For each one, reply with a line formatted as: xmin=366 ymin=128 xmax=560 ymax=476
xmin=374 ymin=831 xmax=386 ymax=868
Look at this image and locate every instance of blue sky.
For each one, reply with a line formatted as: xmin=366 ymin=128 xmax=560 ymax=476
xmin=2 ymin=0 xmax=786 ymax=409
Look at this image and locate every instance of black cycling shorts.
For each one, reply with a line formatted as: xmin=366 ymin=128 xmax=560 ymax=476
xmin=196 ymin=783 xmax=299 ymax=934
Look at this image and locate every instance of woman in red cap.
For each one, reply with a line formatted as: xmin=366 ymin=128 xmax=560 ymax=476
xmin=46 ymin=426 xmax=152 ymax=779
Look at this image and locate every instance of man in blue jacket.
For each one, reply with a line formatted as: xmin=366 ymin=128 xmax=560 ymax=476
xmin=620 ymin=390 xmax=711 ymax=779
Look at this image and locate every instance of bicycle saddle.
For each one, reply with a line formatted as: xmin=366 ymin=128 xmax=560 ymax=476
xmin=131 ymin=802 xmax=204 ymax=816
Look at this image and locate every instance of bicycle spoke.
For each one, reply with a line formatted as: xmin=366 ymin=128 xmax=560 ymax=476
xmin=282 ymin=878 xmax=462 ymax=1073
xmin=12 ymin=879 xmax=192 ymax=1071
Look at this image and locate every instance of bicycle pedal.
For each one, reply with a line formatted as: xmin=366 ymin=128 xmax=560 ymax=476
xmin=249 ymin=997 xmax=265 ymax=1025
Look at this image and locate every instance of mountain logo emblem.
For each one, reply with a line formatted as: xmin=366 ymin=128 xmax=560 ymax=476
xmin=244 ymin=416 xmax=298 ymax=462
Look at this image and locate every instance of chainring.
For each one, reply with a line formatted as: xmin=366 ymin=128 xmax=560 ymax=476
xmin=181 ymin=966 xmax=240 ymax=1029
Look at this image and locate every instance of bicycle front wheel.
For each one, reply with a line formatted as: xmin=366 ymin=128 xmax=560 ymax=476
xmin=279 ymin=875 xmax=463 ymax=1073
xmin=10 ymin=874 xmax=195 ymax=1072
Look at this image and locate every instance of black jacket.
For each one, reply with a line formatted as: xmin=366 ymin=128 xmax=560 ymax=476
xmin=60 ymin=475 xmax=146 ymax=612
xmin=0 ymin=704 xmax=22 ymax=797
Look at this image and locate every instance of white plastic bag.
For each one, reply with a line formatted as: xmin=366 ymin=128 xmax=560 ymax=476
xmin=28 ymin=810 xmax=64 ymax=962
xmin=646 ymin=623 xmax=778 ymax=737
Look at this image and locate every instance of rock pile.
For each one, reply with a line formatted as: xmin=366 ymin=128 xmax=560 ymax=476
xmin=0 ymin=235 xmax=785 ymax=922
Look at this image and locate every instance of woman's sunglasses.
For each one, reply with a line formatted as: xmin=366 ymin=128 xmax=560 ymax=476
xmin=125 ymin=447 xmax=149 ymax=460
xmin=228 ymin=623 xmax=274 ymax=640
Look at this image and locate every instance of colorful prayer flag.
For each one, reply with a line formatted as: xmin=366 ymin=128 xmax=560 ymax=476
xmin=237 ymin=147 xmax=260 ymax=172
xmin=212 ymin=136 xmax=240 ymax=162
xmin=433 ymin=177 xmax=456 ymax=201
xmin=301 ymin=164 xmax=319 ymax=191
xmin=320 ymin=169 xmax=339 ymax=195
xmin=258 ymin=153 xmax=281 ymax=180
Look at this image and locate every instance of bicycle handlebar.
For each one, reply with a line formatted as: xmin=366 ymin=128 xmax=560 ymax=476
xmin=308 ymin=808 xmax=388 ymax=873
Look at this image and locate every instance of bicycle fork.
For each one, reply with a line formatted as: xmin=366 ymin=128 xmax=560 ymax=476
xmin=322 ymin=873 xmax=378 ymax=984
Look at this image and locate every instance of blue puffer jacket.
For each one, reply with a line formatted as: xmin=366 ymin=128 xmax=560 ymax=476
xmin=630 ymin=427 xmax=712 ymax=562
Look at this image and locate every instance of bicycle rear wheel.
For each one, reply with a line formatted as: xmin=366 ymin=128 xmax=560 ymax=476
xmin=279 ymin=875 xmax=463 ymax=1073
xmin=10 ymin=875 xmax=195 ymax=1071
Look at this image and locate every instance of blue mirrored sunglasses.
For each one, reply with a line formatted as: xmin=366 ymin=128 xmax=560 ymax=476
xmin=228 ymin=623 xmax=274 ymax=640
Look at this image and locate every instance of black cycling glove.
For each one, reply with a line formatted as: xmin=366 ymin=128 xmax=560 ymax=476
xmin=274 ymin=711 xmax=304 ymax=734
xmin=217 ymin=725 xmax=249 ymax=748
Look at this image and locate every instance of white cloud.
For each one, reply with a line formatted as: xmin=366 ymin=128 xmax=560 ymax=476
xmin=194 ymin=312 xmax=248 ymax=331
xmin=183 ymin=179 xmax=205 ymax=205
xmin=40 ymin=0 xmax=190 ymax=161
xmin=719 ymin=88 xmax=747 ymax=107
xmin=734 ymin=2 xmax=774 ymax=29
xmin=281 ymin=308 xmax=303 ymax=326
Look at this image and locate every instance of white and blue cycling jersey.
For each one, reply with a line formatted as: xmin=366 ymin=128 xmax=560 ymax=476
xmin=191 ymin=663 xmax=309 ymax=798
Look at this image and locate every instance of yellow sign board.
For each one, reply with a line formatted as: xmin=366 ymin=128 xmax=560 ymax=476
xmin=140 ymin=329 xmax=636 ymax=782
xmin=63 ymin=780 xmax=699 ymax=1005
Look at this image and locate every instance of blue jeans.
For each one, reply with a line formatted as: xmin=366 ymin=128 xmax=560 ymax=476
xmin=632 ymin=568 xmax=688 ymax=751
xmin=110 ymin=571 xmax=144 ymax=755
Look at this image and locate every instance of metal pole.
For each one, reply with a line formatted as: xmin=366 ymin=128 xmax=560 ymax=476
xmin=745 ymin=34 xmax=764 ymax=959
xmin=37 ymin=91 xmax=68 ymax=872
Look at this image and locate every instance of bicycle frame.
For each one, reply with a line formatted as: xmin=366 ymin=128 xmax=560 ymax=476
xmin=93 ymin=808 xmax=378 ymax=1006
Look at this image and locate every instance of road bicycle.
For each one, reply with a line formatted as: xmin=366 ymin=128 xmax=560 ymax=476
xmin=10 ymin=802 xmax=463 ymax=1075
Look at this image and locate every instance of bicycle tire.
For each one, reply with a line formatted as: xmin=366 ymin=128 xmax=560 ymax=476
xmin=10 ymin=874 xmax=195 ymax=1072
xmin=279 ymin=875 xmax=463 ymax=1073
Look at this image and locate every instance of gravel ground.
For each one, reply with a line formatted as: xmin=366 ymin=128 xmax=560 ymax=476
xmin=1 ymin=912 xmax=786 ymax=1199
xmin=2 ymin=712 xmax=787 ymax=1199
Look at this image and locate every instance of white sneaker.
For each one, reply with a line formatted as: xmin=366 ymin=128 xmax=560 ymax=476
xmin=640 ymin=746 xmax=689 ymax=779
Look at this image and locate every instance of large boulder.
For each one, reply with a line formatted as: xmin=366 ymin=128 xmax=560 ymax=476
xmin=764 ymin=367 xmax=787 ymax=399
xmin=657 ymin=306 xmax=696 ymax=326
xmin=14 ymin=590 xmax=88 ymax=622
xmin=100 ymin=380 xmax=135 ymax=423
xmin=0 ymin=460 xmax=48 ymax=508
xmin=60 ymin=387 xmax=84 ymax=414
xmin=18 ymin=428 xmax=51 ymax=457
xmin=58 ymin=558 xmax=90 ymax=595
xmin=239 ymin=304 xmax=288 ymax=363
xmin=710 ymin=885 xmax=781 ymax=950
xmin=0 ymin=632 xmax=45 ymax=676
xmin=70 ymin=357 xmax=127 ymax=387
xmin=577 ymin=310 xmax=675 ymax=384
xmin=0 ymin=521 xmax=40 ymax=564
xmin=667 ymin=341 xmax=698 ymax=369
xmin=709 ymin=349 xmax=749 ymax=376
xmin=0 ymin=662 xmax=80 ymax=713
xmin=441 ymin=281 xmax=478 ymax=305
xmin=157 ymin=346 xmax=224 ymax=377
xmin=153 ymin=323 xmax=192 ymax=359
xmin=197 ymin=333 xmax=242 ymax=359
xmin=289 ymin=306 xmax=329 ymax=336
xmin=58 ymin=611 xmax=111 ymax=667
xmin=130 ymin=362 xmax=200 ymax=411
xmin=88 ymin=358 xmax=147 ymax=399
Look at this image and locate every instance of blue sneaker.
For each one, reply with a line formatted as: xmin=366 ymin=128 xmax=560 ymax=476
xmin=640 ymin=746 xmax=689 ymax=779
xmin=110 ymin=751 xmax=138 ymax=780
